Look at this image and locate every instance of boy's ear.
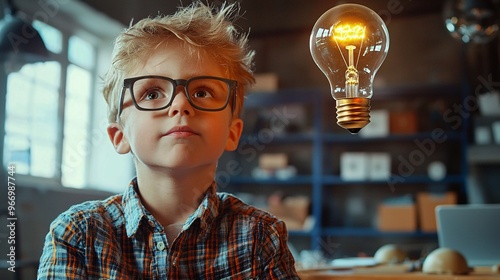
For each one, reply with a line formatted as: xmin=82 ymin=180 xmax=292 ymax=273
xmin=107 ymin=123 xmax=131 ymax=154
xmin=225 ymin=118 xmax=243 ymax=151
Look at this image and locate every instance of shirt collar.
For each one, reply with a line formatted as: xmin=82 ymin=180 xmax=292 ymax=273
xmin=184 ymin=181 xmax=219 ymax=233
xmin=122 ymin=178 xmax=220 ymax=238
xmin=123 ymin=178 xmax=148 ymax=237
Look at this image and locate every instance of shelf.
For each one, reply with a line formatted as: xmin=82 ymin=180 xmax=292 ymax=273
xmin=240 ymin=132 xmax=315 ymax=144
xmin=229 ymin=175 xmax=314 ymax=185
xmin=321 ymin=227 xmax=437 ymax=238
xmin=288 ymin=230 xmax=314 ymax=237
xmin=373 ymin=84 xmax=462 ymax=100
xmin=244 ymin=88 xmax=323 ymax=108
xmin=468 ymin=145 xmax=500 ymax=164
xmin=240 ymin=131 xmax=463 ymax=145
xmin=324 ymin=131 xmax=463 ymax=144
xmin=322 ymin=175 xmax=464 ymax=185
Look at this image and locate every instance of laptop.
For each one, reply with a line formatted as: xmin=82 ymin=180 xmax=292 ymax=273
xmin=436 ymin=204 xmax=500 ymax=267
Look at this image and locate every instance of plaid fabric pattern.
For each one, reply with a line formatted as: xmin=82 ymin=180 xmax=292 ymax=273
xmin=37 ymin=179 xmax=299 ymax=279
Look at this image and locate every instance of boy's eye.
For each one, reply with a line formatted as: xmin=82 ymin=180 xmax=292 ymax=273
xmin=192 ymin=90 xmax=213 ymax=99
xmin=141 ymin=89 xmax=166 ymax=101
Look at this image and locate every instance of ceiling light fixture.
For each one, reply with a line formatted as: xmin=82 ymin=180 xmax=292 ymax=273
xmin=0 ymin=0 xmax=50 ymax=72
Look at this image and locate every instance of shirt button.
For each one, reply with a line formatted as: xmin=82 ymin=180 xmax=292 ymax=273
xmin=157 ymin=241 xmax=166 ymax=251
xmin=148 ymin=220 xmax=155 ymax=228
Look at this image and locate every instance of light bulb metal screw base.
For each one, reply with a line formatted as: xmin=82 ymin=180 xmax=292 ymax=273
xmin=336 ymin=97 xmax=370 ymax=134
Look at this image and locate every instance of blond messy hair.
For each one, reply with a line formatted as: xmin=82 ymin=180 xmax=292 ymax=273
xmin=102 ymin=1 xmax=255 ymax=123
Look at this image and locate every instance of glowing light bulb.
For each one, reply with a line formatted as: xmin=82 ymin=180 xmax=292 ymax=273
xmin=310 ymin=4 xmax=390 ymax=134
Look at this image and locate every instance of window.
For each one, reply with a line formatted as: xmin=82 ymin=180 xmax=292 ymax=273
xmin=3 ymin=21 xmax=96 ymax=188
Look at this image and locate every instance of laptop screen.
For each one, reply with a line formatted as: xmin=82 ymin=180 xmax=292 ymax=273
xmin=436 ymin=204 xmax=500 ymax=267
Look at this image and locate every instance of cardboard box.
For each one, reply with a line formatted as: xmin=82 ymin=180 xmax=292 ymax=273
xmin=475 ymin=126 xmax=491 ymax=144
xmin=248 ymin=73 xmax=279 ymax=93
xmin=417 ymin=192 xmax=457 ymax=232
xmin=478 ymin=91 xmax=500 ymax=116
xmin=390 ymin=111 xmax=418 ymax=134
xmin=368 ymin=153 xmax=391 ymax=180
xmin=359 ymin=110 xmax=389 ymax=138
xmin=258 ymin=153 xmax=288 ymax=170
xmin=268 ymin=195 xmax=310 ymax=230
xmin=377 ymin=204 xmax=417 ymax=232
xmin=340 ymin=152 xmax=369 ymax=181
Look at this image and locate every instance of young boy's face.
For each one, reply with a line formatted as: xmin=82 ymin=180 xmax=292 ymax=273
xmin=108 ymin=40 xmax=243 ymax=173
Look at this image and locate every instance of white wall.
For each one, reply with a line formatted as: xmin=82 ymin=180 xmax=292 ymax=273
xmin=85 ymin=40 xmax=135 ymax=193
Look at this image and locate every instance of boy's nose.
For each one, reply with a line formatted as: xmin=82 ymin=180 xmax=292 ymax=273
xmin=168 ymin=89 xmax=195 ymax=116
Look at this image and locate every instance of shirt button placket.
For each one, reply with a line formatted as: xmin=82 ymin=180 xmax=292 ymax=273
xmin=151 ymin=231 xmax=168 ymax=279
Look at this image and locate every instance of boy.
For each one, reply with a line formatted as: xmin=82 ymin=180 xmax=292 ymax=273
xmin=37 ymin=1 xmax=300 ymax=279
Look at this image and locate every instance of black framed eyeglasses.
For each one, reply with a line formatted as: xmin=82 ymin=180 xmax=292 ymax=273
xmin=116 ymin=75 xmax=238 ymax=121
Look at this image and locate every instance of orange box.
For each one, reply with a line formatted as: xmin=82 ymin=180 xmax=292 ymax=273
xmin=417 ymin=192 xmax=457 ymax=232
xmin=268 ymin=195 xmax=310 ymax=230
xmin=390 ymin=111 xmax=418 ymax=134
xmin=258 ymin=153 xmax=288 ymax=170
xmin=247 ymin=73 xmax=279 ymax=93
xmin=377 ymin=204 xmax=417 ymax=232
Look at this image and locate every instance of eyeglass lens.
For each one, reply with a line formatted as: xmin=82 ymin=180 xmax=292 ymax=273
xmin=130 ymin=77 xmax=230 ymax=110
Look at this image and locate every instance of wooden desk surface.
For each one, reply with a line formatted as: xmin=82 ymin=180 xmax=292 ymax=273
xmin=298 ymin=266 xmax=500 ymax=280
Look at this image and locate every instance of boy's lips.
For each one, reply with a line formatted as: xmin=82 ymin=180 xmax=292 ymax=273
xmin=164 ymin=126 xmax=198 ymax=137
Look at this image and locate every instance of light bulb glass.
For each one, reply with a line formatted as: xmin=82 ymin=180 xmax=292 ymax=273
xmin=310 ymin=4 xmax=389 ymax=133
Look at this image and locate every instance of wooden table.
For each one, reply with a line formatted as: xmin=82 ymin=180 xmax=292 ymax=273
xmin=298 ymin=266 xmax=500 ymax=280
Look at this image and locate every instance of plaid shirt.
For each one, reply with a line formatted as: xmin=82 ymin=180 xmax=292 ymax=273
xmin=37 ymin=179 xmax=299 ymax=279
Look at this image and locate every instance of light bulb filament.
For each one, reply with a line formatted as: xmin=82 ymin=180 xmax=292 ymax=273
xmin=331 ymin=23 xmax=366 ymax=69
xmin=333 ymin=24 xmax=366 ymax=42
xmin=331 ymin=23 xmax=366 ymax=97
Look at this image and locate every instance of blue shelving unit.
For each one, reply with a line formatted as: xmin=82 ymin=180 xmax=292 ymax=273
xmin=323 ymin=131 xmax=463 ymax=144
xmin=322 ymin=174 xmax=465 ymax=185
xmin=220 ymin=85 xmax=468 ymax=252
xmin=229 ymin=176 xmax=314 ymax=185
xmin=321 ymin=227 xmax=437 ymax=238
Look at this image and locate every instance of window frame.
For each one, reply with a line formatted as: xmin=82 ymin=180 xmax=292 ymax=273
xmin=5 ymin=1 xmax=132 ymax=192
xmin=4 ymin=16 xmax=99 ymax=189
xmin=4 ymin=27 xmax=98 ymax=187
